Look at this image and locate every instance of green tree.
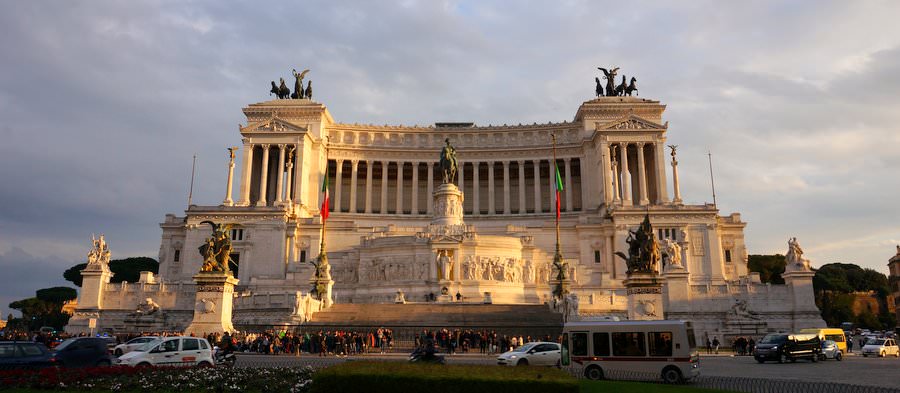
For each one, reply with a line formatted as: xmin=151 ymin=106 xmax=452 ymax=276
xmin=747 ymin=254 xmax=785 ymax=284
xmin=36 ymin=287 xmax=78 ymax=304
xmin=63 ymin=257 xmax=159 ymax=287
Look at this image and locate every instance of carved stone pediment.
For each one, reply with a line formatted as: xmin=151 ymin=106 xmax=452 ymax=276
xmin=596 ymin=114 xmax=667 ymax=132
xmin=241 ymin=116 xmax=308 ymax=134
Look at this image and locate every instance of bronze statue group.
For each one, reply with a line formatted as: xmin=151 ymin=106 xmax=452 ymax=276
xmin=270 ymin=68 xmax=313 ymax=100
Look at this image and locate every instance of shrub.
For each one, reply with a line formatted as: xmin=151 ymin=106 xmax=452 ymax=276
xmin=312 ymin=361 xmax=578 ymax=393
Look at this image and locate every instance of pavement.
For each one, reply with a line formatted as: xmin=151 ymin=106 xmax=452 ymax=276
xmin=234 ymin=351 xmax=900 ymax=390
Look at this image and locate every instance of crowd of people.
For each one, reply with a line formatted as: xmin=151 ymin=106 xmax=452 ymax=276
xmin=704 ymin=335 xmax=756 ymax=355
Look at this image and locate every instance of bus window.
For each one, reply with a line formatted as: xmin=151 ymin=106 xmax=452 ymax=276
xmin=572 ymin=332 xmax=588 ymax=356
xmin=561 ymin=333 xmax=570 ymax=366
xmin=648 ymin=332 xmax=673 ymax=357
xmin=825 ymin=334 xmax=844 ymax=342
xmin=593 ymin=332 xmax=610 ymax=356
xmin=612 ymin=332 xmax=646 ymax=357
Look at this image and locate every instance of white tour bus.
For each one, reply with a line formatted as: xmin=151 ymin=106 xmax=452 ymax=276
xmin=561 ymin=320 xmax=700 ymax=383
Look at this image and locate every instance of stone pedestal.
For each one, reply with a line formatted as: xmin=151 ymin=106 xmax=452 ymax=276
xmin=662 ymin=268 xmax=690 ymax=313
xmin=782 ymin=269 xmax=826 ymax=329
xmin=624 ymin=272 xmax=664 ymax=321
xmin=184 ymin=272 xmax=239 ymax=336
xmin=432 ymin=183 xmax=464 ymax=226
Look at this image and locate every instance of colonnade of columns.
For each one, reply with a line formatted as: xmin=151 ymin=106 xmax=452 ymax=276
xmin=325 ymin=158 xmax=582 ymax=215
xmin=607 ymin=141 xmax=668 ymax=206
xmin=236 ymin=143 xmax=303 ymax=207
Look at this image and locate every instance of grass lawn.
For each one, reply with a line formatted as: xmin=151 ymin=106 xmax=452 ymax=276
xmin=580 ymin=380 xmax=731 ymax=393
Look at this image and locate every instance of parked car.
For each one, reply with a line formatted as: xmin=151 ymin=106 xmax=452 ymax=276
xmin=819 ymin=340 xmax=842 ymax=361
xmin=861 ymin=338 xmax=900 ymax=358
xmin=754 ymin=333 xmax=821 ymax=363
xmin=113 ymin=336 xmax=160 ymax=356
xmin=116 ymin=336 xmax=213 ymax=367
xmin=50 ymin=337 xmax=114 ymax=367
xmin=497 ymin=342 xmax=560 ymax=366
xmin=0 ymin=341 xmax=54 ymax=369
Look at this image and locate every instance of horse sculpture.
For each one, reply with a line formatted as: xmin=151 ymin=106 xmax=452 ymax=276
xmin=277 ymin=78 xmax=290 ymax=99
xmin=615 ymin=75 xmax=627 ymax=96
xmin=614 ymin=214 xmax=660 ymax=274
xmin=625 ymin=77 xmax=638 ymax=96
xmin=270 ymin=81 xmax=279 ymax=97
xmin=595 ymin=77 xmax=604 ymax=97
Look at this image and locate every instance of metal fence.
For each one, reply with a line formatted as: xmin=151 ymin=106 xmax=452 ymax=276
xmin=565 ymin=366 xmax=900 ymax=393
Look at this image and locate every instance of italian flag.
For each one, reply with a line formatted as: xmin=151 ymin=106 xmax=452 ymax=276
xmin=555 ymin=160 xmax=564 ymax=219
xmin=320 ymin=165 xmax=330 ymax=221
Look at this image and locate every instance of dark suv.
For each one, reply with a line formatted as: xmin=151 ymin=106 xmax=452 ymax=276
xmin=50 ymin=337 xmax=113 ymax=367
xmin=0 ymin=341 xmax=53 ymax=369
xmin=754 ymin=333 xmax=821 ymax=363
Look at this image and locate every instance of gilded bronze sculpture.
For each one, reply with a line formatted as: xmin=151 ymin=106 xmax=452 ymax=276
xmin=439 ymin=138 xmax=458 ymax=184
xmin=615 ymin=214 xmax=661 ymax=274
xmin=292 ymin=69 xmax=309 ymax=99
xmin=597 ymin=67 xmax=620 ymax=97
xmin=198 ymin=221 xmax=233 ymax=273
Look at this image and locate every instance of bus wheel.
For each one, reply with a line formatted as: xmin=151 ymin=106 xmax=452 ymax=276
xmin=662 ymin=366 xmax=683 ymax=384
xmin=584 ymin=365 xmax=604 ymax=380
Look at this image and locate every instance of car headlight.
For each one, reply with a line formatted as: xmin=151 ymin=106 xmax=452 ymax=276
xmin=509 ymin=355 xmax=517 ymax=359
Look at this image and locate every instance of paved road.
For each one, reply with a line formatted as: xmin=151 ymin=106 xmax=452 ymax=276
xmin=700 ymin=354 xmax=900 ymax=389
xmin=235 ymin=352 xmax=900 ymax=390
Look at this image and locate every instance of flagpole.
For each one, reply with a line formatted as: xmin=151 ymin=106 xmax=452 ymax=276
xmin=551 ymin=133 xmax=567 ymax=299
xmin=552 ymin=134 xmax=560 ymax=252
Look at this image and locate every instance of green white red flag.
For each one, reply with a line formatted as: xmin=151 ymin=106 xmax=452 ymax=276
xmin=320 ymin=165 xmax=330 ymax=221
xmin=554 ymin=160 xmax=564 ymax=219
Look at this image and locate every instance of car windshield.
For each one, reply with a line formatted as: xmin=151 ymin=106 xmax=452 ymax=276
xmin=868 ymin=339 xmax=886 ymax=346
xmin=760 ymin=334 xmax=787 ymax=344
xmin=53 ymin=338 xmax=77 ymax=351
xmin=133 ymin=338 xmax=163 ymax=352
xmin=512 ymin=343 xmax=537 ymax=353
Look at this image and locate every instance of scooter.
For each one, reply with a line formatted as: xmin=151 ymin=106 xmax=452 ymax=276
xmin=213 ymin=346 xmax=237 ymax=367
xmin=408 ymin=347 xmax=445 ymax=364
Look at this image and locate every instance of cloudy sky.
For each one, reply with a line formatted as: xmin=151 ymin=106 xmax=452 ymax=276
xmin=1 ymin=1 xmax=899 ymax=318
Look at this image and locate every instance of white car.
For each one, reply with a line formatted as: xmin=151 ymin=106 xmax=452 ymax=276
xmin=113 ymin=336 xmax=160 ymax=356
xmin=116 ymin=336 xmax=214 ymax=367
xmin=861 ymin=338 xmax=900 ymax=358
xmin=496 ymin=342 xmax=560 ymax=366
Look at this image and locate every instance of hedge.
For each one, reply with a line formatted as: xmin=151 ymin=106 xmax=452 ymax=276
xmin=311 ymin=361 xmax=578 ymax=393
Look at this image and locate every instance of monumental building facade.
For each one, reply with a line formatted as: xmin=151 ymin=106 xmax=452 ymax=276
xmin=67 ymin=93 xmax=825 ymax=341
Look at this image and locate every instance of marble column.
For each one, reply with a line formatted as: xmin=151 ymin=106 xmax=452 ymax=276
xmin=365 ymin=160 xmax=373 ymax=213
xmin=636 ymin=142 xmax=649 ymax=205
xmin=620 ymin=143 xmax=632 ymax=205
xmin=238 ymin=142 xmax=253 ymax=206
xmin=349 ymin=160 xmax=359 ymax=213
xmin=564 ymin=158 xmax=573 ymax=211
xmin=654 ymin=141 xmax=670 ymax=204
xmin=275 ymin=144 xmax=286 ymax=204
xmin=532 ymin=159 xmax=542 ymax=213
xmin=333 ymin=159 xmax=344 ymax=213
xmin=411 ymin=162 xmax=419 ymax=215
xmin=223 ymin=149 xmax=236 ymax=206
xmin=284 ymin=146 xmax=294 ymax=205
xmin=671 ymin=149 xmax=683 ymax=204
xmin=256 ymin=144 xmax=271 ymax=207
xmin=396 ymin=161 xmax=404 ymax=214
xmin=488 ymin=162 xmax=496 ymax=215
xmin=292 ymin=141 xmax=303 ymax=205
xmin=381 ymin=161 xmax=389 ymax=214
xmin=426 ymin=162 xmax=434 ymax=214
xmin=601 ymin=141 xmax=614 ymax=204
xmin=611 ymin=147 xmax=621 ymax=203
xmin=472 ymin=162 xmax=480 ymax=215
xmin=502 ymin=161 xmax=511 ymax=214
xmin=517 ymin=160 xmax=526 ymax=214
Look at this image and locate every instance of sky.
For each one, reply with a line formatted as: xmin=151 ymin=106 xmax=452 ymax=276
xmin=1 ymin=1 xmax=899 ymax=318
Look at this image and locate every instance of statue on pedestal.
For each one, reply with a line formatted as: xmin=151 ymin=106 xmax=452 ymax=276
xmin=436 ymin=250 xmax=453 ymax=281
xmin=615 ymin=213 xmax=661 ymax=274
xmin=663 ymin=239 xmax=684 ymax=270
xmin=291 ymin=69 xmax=309 ymax=99
xmin=87 ymin=234 xmax=111 ymax=267
xmin=439 ymin=139 xmax=457 ymax=184
xmin=784 ymin=237 xmax=811 ymax=271
xmin=198 ymin=221 xmax=233 ymax=273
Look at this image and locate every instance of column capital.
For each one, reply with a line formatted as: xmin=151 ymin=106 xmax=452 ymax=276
xmin=241 ymin=137 xmax=251 ymax=144
xmin=564 ymin=157 xmax=571 ymax=163
xmin=278 ymin=143 xmax=286 ymax=150
xmin=517 ymin=160 xmax=525 ymax=165
xmin=532 ymin=159 xmax=541 ymax=164
xmin=636 ymin=141 xmax=646 ymax=148
xmin=336 ymin=158 xmax=345 ymax=164
xmin=426 ymin=161 xmax=434 ymax=168
xmin=260 ymin=143 xmax=271 ymax=148
xmin=502 ymin=161 xmax=510 ymax=167
xmin=351 ymin=159 xmax=359 ymax=166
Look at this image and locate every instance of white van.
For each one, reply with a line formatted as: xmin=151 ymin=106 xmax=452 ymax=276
xmin=116 ymin=336 xmax=214 ymax=367
xmin=562 ymin=320 xmax=700 ymax=383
